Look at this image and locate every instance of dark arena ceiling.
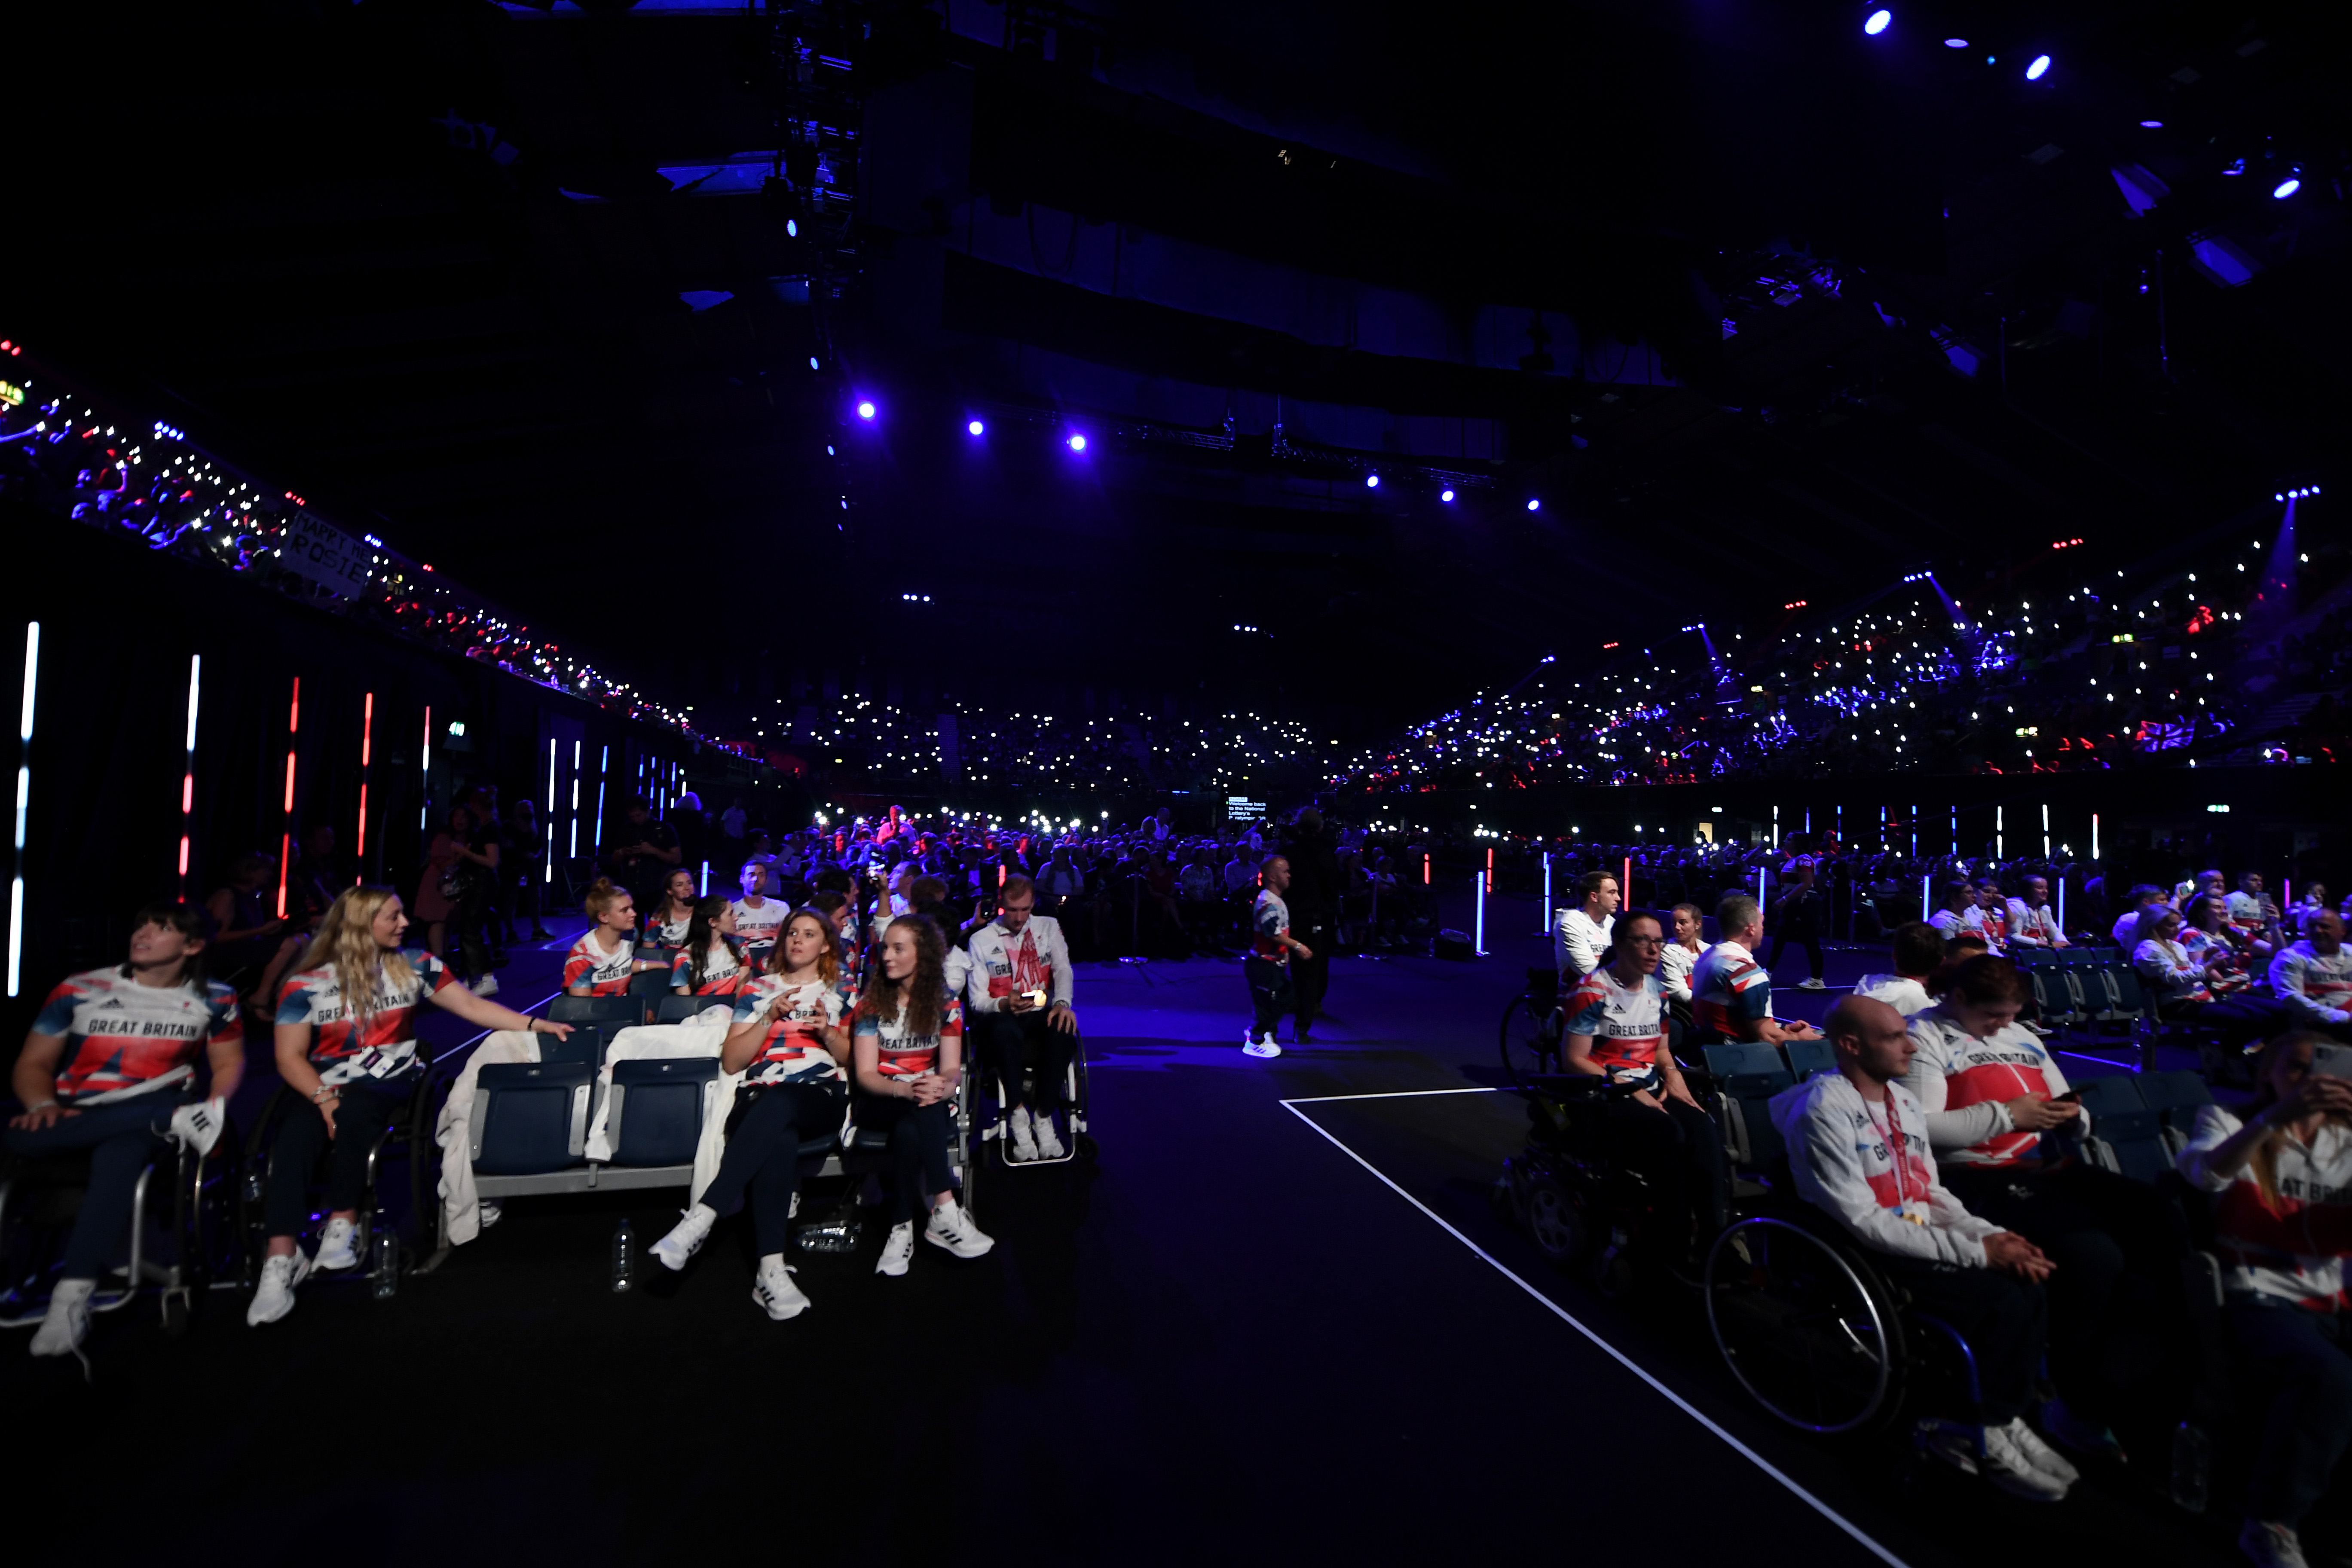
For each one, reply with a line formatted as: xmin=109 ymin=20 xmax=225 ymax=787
xmin=12 ymin=0 xmax=2347 ymax=742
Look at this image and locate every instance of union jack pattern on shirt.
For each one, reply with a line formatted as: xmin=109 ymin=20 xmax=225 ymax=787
xmin=276 ymin=949 xmax=453 ymax=1085
xmin=1905 ymin=1008 xmax=2065 ymax=1166
xmin=564 ymin=933 xmax=636 ymax=995
xmin=732 ymin=974 xmax=853 ymax=1085
xmin=1561 ymin=966 xmax=1667 ymax=1081
xmin=854 ymin=992 xmax=963 ymax=1079
xmin=1690 ymin=940 xmax=1772 ymax=1043
xmin=2182 ymin=1105 xmax=2352 ymax=1311
xmin=36 ymin=968 xmax=243 ymax=1104
xmin=671 ymin=940 xmax=750 ymax=996
xmin=1251 ymin=889 xmax=1292 ymax=966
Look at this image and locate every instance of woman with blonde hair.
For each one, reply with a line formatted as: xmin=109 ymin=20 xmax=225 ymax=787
xmin=649 ymin=909 xmax=854 ymax=1317
xmin=563 ymin=877 xmax=670 ymax=996
xmin=853 ymin=915 xmax=992 ymax=1277
xmin=2181 ymin=1031 xmax=2352 ymax=1568
xmin=250 ymin=886 xmax=572 ymax=1326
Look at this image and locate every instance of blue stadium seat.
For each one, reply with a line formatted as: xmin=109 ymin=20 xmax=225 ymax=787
xmin=1782 ymin=1036 xmax=1837 ymax=1081
xmin=1701 ymin=1042 xmax=1795 ymax=1171
xmin=546 ymin=993 xmax=645 ymax=1058
xmin=2135 ymin=1070 xmax=2215 ymax=1158
xmin=2073 ymin=1074 xmax=2169 ymax=1185
xmin=627 ymin=968 xmax=672 ymax=1000
xmin=655 ymin=993 xmax=726 ymax=1026
xmin=470 ymin=1061 xmax=593 ymax=1175
xmin=606 ymin=1058 xmax=720 ymax=1168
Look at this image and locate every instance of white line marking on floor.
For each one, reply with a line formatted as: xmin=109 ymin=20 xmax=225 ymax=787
xmin=1282 ymin=1085 xmax=1500 ymax=1104
xmin=1280 ymin=1094 xmax=1912 ymax=1568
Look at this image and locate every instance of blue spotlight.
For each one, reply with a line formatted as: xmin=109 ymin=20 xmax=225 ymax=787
xmin=1942 ymin=37 xmax=1968 ymax=48
xmin=2025 ymin=54 xmax=2051 ymax=80
xmin=808 ymin=355 xmax=820 ymax=370
xmin=1067 ymin=434 xmax=1087 ymax=452
xmin=1440 ymin=488 xmax=1456 ymax=503
xmin=786 ymin=219 xmax=798 ymax=238
xmin=1365 ymin=473 xmax=1380 ymax=489
xmin=1863 ymin=9 xmax=1891 ymax=37
xmin=967 ymin=419 xmax=985 ymax=437
xmin=2140 ymin=119 xmax=2163 ymax=128
xmin=2273 ymin=177 xmax=2302 ymax=199
xmin=1525 ymin=498 xmax=1541 ymax=513
xmin=856 ymin=400 xmax=876 ymax=420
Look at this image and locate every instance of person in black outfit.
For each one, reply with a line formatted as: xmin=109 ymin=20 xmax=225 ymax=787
xmin=606 ymin=796 xmax=682 ymax=908
xmin=1767 ymin=857 xmax=1828 ymax=991
xmin=509 ymin=797 xmax=551 ymax=940
xmin=1280 ymin=810 xmax=1341 ymax=1040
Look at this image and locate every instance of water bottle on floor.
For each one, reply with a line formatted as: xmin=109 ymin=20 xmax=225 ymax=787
xmin=612 ymin=1217 xmax=635 ymax=1293
xmin=369 ymin=1225 xmax=399 ymax=1299
xmin=2171 ymin=1421 xmax=2211 ymax=1513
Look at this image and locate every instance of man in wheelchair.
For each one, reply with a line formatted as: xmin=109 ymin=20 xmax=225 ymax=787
xmin=1772 ymin=996 xmax=2081 ymax=1502
xmin=1557 ymin=914 xmax=1725 ymax=1262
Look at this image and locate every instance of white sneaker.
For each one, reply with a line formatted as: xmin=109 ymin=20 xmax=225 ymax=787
xmin=1031 ymin=1109 xmax=1066 ymax=1160
xmin=2240 ymin=1520 xmax=2311 ymax=1568
xmin=1243 ymin=1035 xmax=1282 ymax=1059
xmin=752 ymin=1254 xmax=811 ymax=1320
xmin=1007 ymin=1106 xmax=1038 ymax=1163
xmin=1980 ymin=1421 xmax=2070 ymax=1501
xmin=651 ymin=1203 xmax=717 ymax=1272
xmin=471 ymin=974 xmax=501 ymax=998
xmin=314 ymin=1216 xmax=361 ymax=1272
xmin=247 ymin=1252 xmax=312 ymax=1327
xmin=1798 ymin=977 xmax=1828 ymax=991
xmin=480 ymin=1201 xmax=503 ymax=1229
xmin=2010 ymin=1417 xmax=2082 ymax=1484
xmin=876 ymin=1221 xmax=915 ymax=1277
xmin=925 ymin=1198 xmax=994 ymax=1259
xmin=29 ymin=1278 xmax=95 ymax=1358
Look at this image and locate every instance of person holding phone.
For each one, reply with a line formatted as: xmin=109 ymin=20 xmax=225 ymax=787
xmin=964 ymin=875 xmax=1078 ymax=1162
xmin=2179 ymin=1032 xmax=2352 ymax=1568
xmin=1904 ymin=954 xmax=2199 ymax=1461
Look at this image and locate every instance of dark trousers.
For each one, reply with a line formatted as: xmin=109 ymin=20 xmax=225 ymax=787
xmin=1766 ymin=931 xmax=1825 ymax=983
xmin=516 ymin=868 xmax=547 ymax=933
xmin=2230 ymin=1300 xmax=2352 ymax=1527
xmin=1598 ymin=1094 xmax=1728 ymax=1238
xmin=1872 ymin=1251 xmax=2049 ymax=1425
xmin=703 ymin=1082 xmax=833 ymax=1257
xmin=447 ymin=886 xmax=489 ymax=982
xmin=3 ymin=1093 xmax=187 ymax=1279
xmin=1244 ymin=956 xmax=1294 ymax=1040
xmin=979 ymin=1010 xmax=1077 ymax=1113
xmin=2168 ymin=995 xmax=2300 ymax=1045
xmin=263 ymin=1082 xmax=409 ymax=1237
xmin=1291 ymin=906 xmax=1333 ymax=1025
xmin=858 ymin=1096 xmax=954 ymax=1223
xmin=1942 ymin=1162 xmax=2192 ymax=1426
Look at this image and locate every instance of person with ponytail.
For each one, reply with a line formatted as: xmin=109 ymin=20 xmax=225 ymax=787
xmin=644 ymin=869 xmax=700 ymax=952
xmin=670 ymin=896 xmax=750 ymax=997
xmin=8 ymin=903 xmax=243 ymax=1359
xmin=563 ymin=878 xmax=669 ymax=996
xmin=853 ymin=915 xmax=992 ymax=1276
xmin=648 ymin=909 xmax=853 ymax=1317
xmin=250 ymin=887 xmax=572 ymax=1327
xmin=2179 ymin=1031 xmax=2352 ymax=1568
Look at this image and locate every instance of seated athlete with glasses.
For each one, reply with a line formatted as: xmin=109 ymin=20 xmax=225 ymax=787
xmin=1560 ymin=912 xmax=1726 ymax=1264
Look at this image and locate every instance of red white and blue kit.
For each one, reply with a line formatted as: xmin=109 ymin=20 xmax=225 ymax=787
xmin=564 ymin=932 xmax=636 ymax=994
xmin=671 ymin=941 xmax=750 ymax=996
xmin=1251 ymin=888 xmax=1292 ymax=965
xmin=645 ymin=911 xmax=692 ymax=949
xmin=35 ymin=968 xmax=243 ymax=1104
xmin=1560 ymin=966 xmax=1668 ymax=1086
xmin=1770 ymin=1072 xmax=2003 ymax=1266
xmin=1690 ymin=940 xmax=1773 ymax=1043
xmin=1964 ymin=903 xmax=2009 ymax=951
xmin=731 ymin=974 xmax=853 ymax=1085
xmin=1901 ymin=1005 xmax=2074 ymax=1167
xmin=730 ymin=897 xmax=788 ymax=957
xmin=854 ymin=992 xmax=963 ymax=1081
xmin=2182 ymin=1106 xmax=2352 ymax=1310
xmin=275 ymin=949 xmax=454 ymax=1087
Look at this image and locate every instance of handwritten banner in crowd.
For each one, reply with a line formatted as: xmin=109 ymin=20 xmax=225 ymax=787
xmin=280 ymin=510 xmax=374 ymax=599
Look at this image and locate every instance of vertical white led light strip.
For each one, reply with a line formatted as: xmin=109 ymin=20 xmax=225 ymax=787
xmin=179 ymin=655 xmax=201 ymax=890
xmin=569 ymin=740 xmax=581 ymax=857
xmin=9 ymin=621 xmax=40 ymax=998
xmin=544 ymin=738 xmax=557 ymax=885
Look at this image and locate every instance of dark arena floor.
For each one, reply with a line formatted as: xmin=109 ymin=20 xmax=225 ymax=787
xmin=2 ymin=902 xmax=2305 ymax=1568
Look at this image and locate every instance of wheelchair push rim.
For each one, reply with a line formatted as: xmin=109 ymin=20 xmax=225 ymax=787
xmin=1498 ymin=992 xmax=1562 ymax=1089
xmin=1704 ymin=1216 xmax=1900 ymax=1435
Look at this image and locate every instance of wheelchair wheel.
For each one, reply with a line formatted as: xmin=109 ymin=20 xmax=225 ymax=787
xmin=1499 ymin=994 xmax=1561 ymax=1088
xmin=1520 ymin=1175 xmax=1587 ymax=1266
xmin=1704 ymin=1216 xmax=1906 ymax=1435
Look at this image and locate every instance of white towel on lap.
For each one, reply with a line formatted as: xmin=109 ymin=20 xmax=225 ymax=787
xmin=434 ymin=1030 xmax=540 ymax=1247
xmin=582 ymin=1013 xmax=741 ymax=1203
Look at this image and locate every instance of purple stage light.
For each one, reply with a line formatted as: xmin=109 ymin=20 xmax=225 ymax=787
xmin=1365 ymin=473 xmax=1380 ymax=489
xmin=808 ymin=356 xmax=820 ymax=370
xmin=1440 ymin=488 xmax=1456 ymax=503
xmin=1863 ymin=9 xmax=1891 ymax=37
xmin=2025 ymin=54 xmax=2051 ymax=80
xmin=1526 ymin=498 xmax=1541 ymax=512
xmin=2140 ymin=119 xmax=2163 ymax=128
xmin=1067 ymin=434 xmax=1087 ymax=452
xmin=1943 ymin=37 xmax=1967 ymax=48
xmin=967 ymin=419 xmax=985 ymax=436
xmin=856 ymin=400 xmax=875 ymax=420
xmin=2273 ymin=177 xmax=2302 ymax=199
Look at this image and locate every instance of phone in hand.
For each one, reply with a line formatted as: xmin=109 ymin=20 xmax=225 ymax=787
xmin=2312 ymin=1045 xmax=2352 ymax=1080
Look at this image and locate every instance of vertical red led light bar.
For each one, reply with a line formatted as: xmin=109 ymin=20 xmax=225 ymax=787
xmin=177 ymin=655 xmax=200 ymax=895
xmin=355 ymin=691 xmax=374 ymax=877
xmin=278 ymin=677 xmax=299 ymax=918
xmin=1485 ymin=847 xmax=1493 ymax=893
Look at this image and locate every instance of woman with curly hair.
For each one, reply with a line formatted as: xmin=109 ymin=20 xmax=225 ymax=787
xmin=251 ymin=886 xmax=572 ymax=1326
xmin=854 ymin=915 xmax=992 ymax=1276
